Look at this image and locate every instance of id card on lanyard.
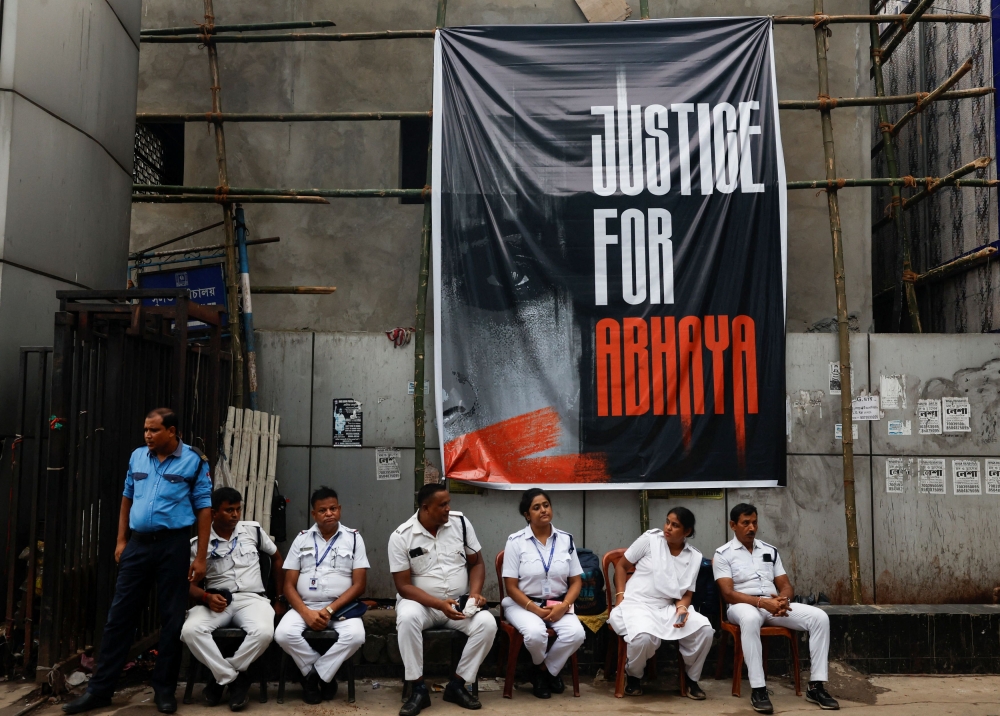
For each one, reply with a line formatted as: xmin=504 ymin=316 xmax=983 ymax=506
xmin=530 ymin=534 xmax=557 ymax=598
xmin=309 ymin=532 xmax=341 ymax=591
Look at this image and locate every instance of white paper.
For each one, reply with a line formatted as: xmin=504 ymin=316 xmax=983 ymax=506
xmin=986 ymin=459 xmax=1000 ymax=495
xmin=835 ymin=423 xmax=859 ymax=440
xmin=828 ymin=362 xmax=854 ymax=395
xmin=852 ymin=395 xmax=880 ymax=421
xmin=917 ymin=458 xmax=946 ymax=494
xmin=885 ymin=457 xmax=907 ymax=493
xmin=879 ymin=374 xmax=905 ymax=409
xmin=951 ymin=459 xmax=982 ymax=495
xmin=376 ymin=447 xmax=402 ymax=480
xmin=917 ymin=399 xmax=942 ymax=435
xmin=887 ymin=419 xmax=911 ymax=436
xmin=942 ymin=397 xmax=971 ymax=433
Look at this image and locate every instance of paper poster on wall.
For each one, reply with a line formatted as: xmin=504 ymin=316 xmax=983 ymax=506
xmin=376 ymin=448 xmax=402 ymax=480
xmin=986 ymin=459 xmax=1000 ymax=495
xmin=879 ymin=374 xmax=904 ymax=409
xmin=852 ymin=395 xmax=880 ymax=421
xmin=942 ymin=397 xmax=971 ymax=433
xmin=835 ymin=423 xmax=858 ymax=441
xmin=885 ymin=457 xmax=907 ymax=494
xmin=917 ymin=458 xmax=946 ymax=494
xmin=951 ymin=459 xmax=981 ymax=495
xmin=917 ymin=399 xmax=942 ymax=435
xmin=333 ymin=399 xmax=363 ymax=447
xmin=887 ymin=419 xmax=911 ymax=436
xmin=828 ymin=362 xmax=854 ymax=396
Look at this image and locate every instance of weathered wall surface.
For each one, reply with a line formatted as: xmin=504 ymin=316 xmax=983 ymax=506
xmin=0 ymin=0 xmax=139 ymax=435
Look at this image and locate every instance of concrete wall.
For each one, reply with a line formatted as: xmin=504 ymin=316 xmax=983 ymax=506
xmin=0 ymin=0 xmax=139 ymax=436
xmin=258 ymin=330 xmax=1000 ymax=605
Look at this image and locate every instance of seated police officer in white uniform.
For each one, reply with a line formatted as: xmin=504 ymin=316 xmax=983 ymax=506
xmin=714 ymin=503 xmax=839 ymax=714
xmin=501 ymin=488 xmax=585 ymax=699
xmin=608 ymin=506 xmax=714 ymax=699
xmin=274 ymin=487 xmax=369 ymax=704
xmin=181 ymin=487 xmax=283 ymax=711
xmin=389 ymin=483 xmax=497 ymax=716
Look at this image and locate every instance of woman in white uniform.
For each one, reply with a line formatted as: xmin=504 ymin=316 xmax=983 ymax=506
xmin=501 ymin=488 xmax=586 ymax=699
xmin=608 ymin=506 xmax=714 ymax=699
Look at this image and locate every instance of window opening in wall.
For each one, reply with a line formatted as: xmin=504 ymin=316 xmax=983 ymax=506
xmin=399 ymin=117 xmax=431 ymax=205
xmin=133 ymin=122 xmax=185 ymax=189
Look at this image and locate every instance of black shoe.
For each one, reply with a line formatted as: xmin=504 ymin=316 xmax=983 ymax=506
xmin=531 ymin=667 xmax=551 ymax=699
xmin=301 ymin=670 xmax=322 ymax=705
xmin=321 ymin=677 xmax=338 ymax=701
xmin=203 ymin=679 xmax=225 ymax=707
xmin=805 ymin=593 xmax=817 ymax=606
xmin=62 ymin=692 xmax=113 ymax=714
xmin=624 ymin=675 xmax=642 ymax=696
xmin=154 ymin=691 xmax=178 ymax=714
xmin=685 ymin=679 xmax=706 ymax=700
xmin=442 ymin=680 xmax=481 ymax=710
xmin=228 ymin=672 xmax=251 ymax=712
xmin=806 ymin=682 xmax=840 ymax=710
xmin=547 ymin=671 xmax=565 ymax=695
xmin=750 ymin=687 xmax=773 ymax=714
xmin=399 ymin=682 xmax=431 ymax=716
xmin=817 ymin=592 xmax=831 ymax=606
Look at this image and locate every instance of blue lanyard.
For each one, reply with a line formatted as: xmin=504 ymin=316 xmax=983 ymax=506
xmin=529 ymin=533 xmax=557 ymax=575
xmin=210 ymin=534 xmax=237 ymax=559
xmin=313 ymin=531 xmax=341 ymax=572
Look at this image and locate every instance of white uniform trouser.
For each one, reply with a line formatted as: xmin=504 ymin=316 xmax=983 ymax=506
xmin=727 ymin=602 xmax=830 ymax=688
xmin=180 ymin=593 xmax=275 ymax=685
xmin=396 ymin=598 xmax=498 ymax=683
xmin=274 ymin=609 xmax=366 ymax=683
xmin=607 ymin=607 xmax=714 ymax=682
xmin=500 ymin=598 xmax=585 ymax=676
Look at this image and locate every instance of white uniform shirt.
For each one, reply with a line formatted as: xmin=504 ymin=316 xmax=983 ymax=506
xmin=623 ymin=530 xmax=701 ymax=607
xmin=284 ymin=523 xmax=370 ymax=603
xmin=502 ymin=525 xmax=582 ymax=599
xmin=191 ymin=521 xmax=277 ymax=594
xmin=712 ymin=536 xmax=786 ymax=596
xmin=388 ymin=511 xmax=480 ymax=600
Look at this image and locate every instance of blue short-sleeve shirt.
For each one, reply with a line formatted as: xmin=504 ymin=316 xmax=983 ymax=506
xmin=123 ymin=441 xmax=213 ymax=532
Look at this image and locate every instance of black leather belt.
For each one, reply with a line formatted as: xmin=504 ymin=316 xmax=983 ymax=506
xmin=131 ymin=527 xmax=189 ymax=543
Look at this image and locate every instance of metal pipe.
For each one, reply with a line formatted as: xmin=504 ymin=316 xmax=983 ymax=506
xmin=813 ymin=0 xmax=862 ymax=606
xmin=141 ymin=20 xmax=337 ymax=36
xmin=134 ymin=184 xmax=424 ymax=198
xmin=142 ymin=29 xmax=436 ymax=43
xmin=250 ymin=286 xmax=337 ymax=294
xmin=23 ymin=349 xmax=50 ymax=667
xmin=772 ymin=13 xmax=988 ymax=24
xmin=234 ymin=208 xmax=258 ymax=411
xmin=137 ymin=110 xmax=432 ymax=122
xmin=778 ymin=86 xmax=992 ymax=110
xmin=4 ymin=350 xmax=29 ymax=641
xmin=132 ymin=194 xmax=330 ymax=204
xmin=134 ymin=236 xmax=279 ymax=259
xmin=129 ymin=221 xmax=224 ymax=257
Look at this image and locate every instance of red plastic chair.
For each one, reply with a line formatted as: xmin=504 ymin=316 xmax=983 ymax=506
xmin=494 ymin=550 xmax=580 ymax=699
xmin=714 ymin=599 xmax=801 ymax=696
xmin=603 ymin=548 xmax=688 ymax=699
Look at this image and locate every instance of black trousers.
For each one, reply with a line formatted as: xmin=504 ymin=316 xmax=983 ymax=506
xmin=87 ymin=530 xmax=190 ymax=698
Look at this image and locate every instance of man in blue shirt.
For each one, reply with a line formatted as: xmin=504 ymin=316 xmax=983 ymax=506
xmin=63 ymin=408 xmax=213 ymax=715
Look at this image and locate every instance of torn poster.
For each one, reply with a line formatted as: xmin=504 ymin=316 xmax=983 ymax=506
xmin=917 ymin=458 xmax=946 ymax=494
xmin=951 ymin=459 xmax=981 ymax=495
xmin=879 ymin=374 xmax=904 ymax=410
xmin=986 ymin=459 xmax=1000 ymax=495
xmin=332 ymin=399 xmax=363 ymax=448
xmin=433 ymin=18 xmax=787 ymax=488
xmin=942 ymin=396 xmax=971 ymax=433
xmin=917 ymin=399 xmax=942 ymax=435
xmin=885 ymin=457 xmax=907 ymax=494
xmin=834 ymin=423 xmax=858 ymax=441
xmin=828 ymin=362 xmax=853 ymax=396
xmin=852 ymin=395 xmax=880 ymax=421
xmin=887 ymin=419 xmax=911 ymax=436
xmin=376 ymin=447 xmax=402 ymax=480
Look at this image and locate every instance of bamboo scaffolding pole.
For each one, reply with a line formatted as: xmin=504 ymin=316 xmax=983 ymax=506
xmin=779 ymin=86 xmax=991 ymax=110
xmin=137 ymin=110 xmax=432 ymax=122
xmin=133 ymin=237 xmax=279 ymax=259
xmin=813 ymin=0 xmax=862 ymax=606
xmin=133 ymin=194 xmax=330 ymax=204
xmin=871 ymin=157 xmax=993 ymax=231
xmin=141 ymin=20 xmax=337 ymax=36
xmin=142 ymin=29 xmax=436 ymax=43
xmin=876 ymin=0 xmax=936 ymax=66
xmin=873 ymin=246 xmax=998 ymax=301
xmin=133 ymin=183 xmax=424 ymax=198
xmin=413 ymin=0 xmax=446 ymax=506
xmin=788 ymin=176 xmax=997 ymax=189
xmin=774 ymin=13 xmax=987 ymax=24
xmin=250 ymin=286 xmax=337 ymax=294
xmin=640 ymin=0 xmax=650 ymax=20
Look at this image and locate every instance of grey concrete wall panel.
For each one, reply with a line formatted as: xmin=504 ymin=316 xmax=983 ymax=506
xmin=869 ymin=335 xmax=1000 ymax=457
xmin=255 ymin=331 xmax=314 ymax=446
xmin=786 ymin=333 xmax=871 ymax=456
xmin=274 ymin=446 xmax=310 ymax=553
xmin=872 ymin=460 xmax=1000 ymax=604
xmin=0 ymin=0 xmax=140 ymax=171
xmin=646 ymin=495 xmax=728 ymax=560
xmin=105 ymin=0 xmax=142 ymax=47
xmin=729 ymin=455 xmax=875 ymax=604
xmin=311 ymin=332 xmax=438 ymax=449
xmin=583 ymin=489 xmax=642 ymax=556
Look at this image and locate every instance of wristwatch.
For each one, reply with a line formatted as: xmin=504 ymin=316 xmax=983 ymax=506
xmin=325 ymin=606 xmax=334 ymax=616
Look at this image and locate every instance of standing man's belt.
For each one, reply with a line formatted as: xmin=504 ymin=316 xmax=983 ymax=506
xmin=131 ymin=527 xmax=190 ymax=543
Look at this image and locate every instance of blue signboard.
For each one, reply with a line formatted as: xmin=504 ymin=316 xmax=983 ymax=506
xmin=137 ymin=263 xmax=228 ymax=326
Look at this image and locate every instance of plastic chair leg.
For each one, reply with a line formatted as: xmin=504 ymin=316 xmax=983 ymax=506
xmin=790 ymin=633 xmax=802 ymax=696
xmin=614 ymin=636 xmax=627 ymax=698
xmin=277 ymin=651 xmax=286 ymax=704
xmin=714 ymin=632 xmax=727 ymax=680
xmin=503 ymin=631 xmax=523 ymax=699
xmin=347 ymin=660 xmax=356 ymax=703
xmin=570 ymin=652 xmax=580 ymax=697
xmin=183 ymin=647 xmax=198 ymax=704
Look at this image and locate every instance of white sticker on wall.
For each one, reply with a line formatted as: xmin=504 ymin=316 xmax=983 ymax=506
xmin=879 ymin=374 xmax=904 ymax=410
xmin=885 ymin=457 xmax=907 ymax=493
xmin=852 ymin=395 xmax=880 ymax=421
xmin=887 ymin=419 xmax=911 ymax=436
xmin=986 ymin=459 xmax=1000 ymax=495
xmin=917 ymin=458 xmax=946 ymax=494
xmin=952 ymin=459 xmax=982 ymax=495
xmin=376 ymin=447 xmax=402 ymax=480
xmin=917 ymin=399 xmax=942 ymax=435
xmin=835 ymin=423 xmax=859 ymax=441
xmin=828 ymin=362 xmax=855 ymax=395
xmin=942 ymin=397 xmax=971 ymax=433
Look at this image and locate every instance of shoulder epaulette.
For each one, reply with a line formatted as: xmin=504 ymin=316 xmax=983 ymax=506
xmin=507 ymin=533 xmax=518 ymax=541
xmin=645 ymin=528 xmax=661 ymax=535
xmin=190 ymin=536 xmax=198 ymax=544
xmin=716 ymin=543 xmax=731 ymax=554
xmin=758 ymin=540 xmax=777 ymax=551
xmin=189 ymin=445 xmax=209 ymax=461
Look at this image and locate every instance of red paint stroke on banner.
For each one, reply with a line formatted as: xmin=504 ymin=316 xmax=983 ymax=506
xmin=445 ymin=407 xmax=609 ymax=483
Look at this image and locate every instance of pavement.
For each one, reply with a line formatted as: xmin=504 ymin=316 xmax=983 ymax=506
xmin=3 ymin=664 xmax=1000 ymax=716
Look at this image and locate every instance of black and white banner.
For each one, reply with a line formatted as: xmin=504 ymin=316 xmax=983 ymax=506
xmin=432 ymin=18 xmax=787 ymax=489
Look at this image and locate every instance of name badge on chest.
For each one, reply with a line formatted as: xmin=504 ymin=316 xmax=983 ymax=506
xmin=541 ymin=577 xmax=552 ymax=598
xmin=309 ymin=577 xmax=318 ymax=591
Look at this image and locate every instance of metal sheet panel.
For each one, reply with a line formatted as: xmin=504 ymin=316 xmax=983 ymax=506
xmin=646 ymin=494 xmax=729 ymax=560
xmin=273 ymin=447 xmax=310 ymax=553
xmin=255 ymin=331 xmax=314 ymax=446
